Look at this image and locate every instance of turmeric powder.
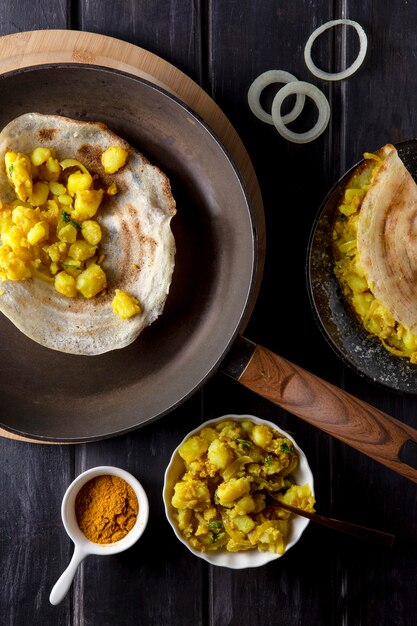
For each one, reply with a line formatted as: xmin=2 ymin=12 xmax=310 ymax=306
xmin=75 ymin=474 xmax=138 ymax=544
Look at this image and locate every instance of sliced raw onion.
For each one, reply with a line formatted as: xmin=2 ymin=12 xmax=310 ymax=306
xmin=304 ymin=19 xmax=367 ymax=81
xmin=271 ymin=81 xmax=330 ymax=144
xmin=247 ymin=70 xmax=305 ymax=125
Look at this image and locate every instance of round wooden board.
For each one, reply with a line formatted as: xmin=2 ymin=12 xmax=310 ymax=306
xmin=0 ymin=29 xmax=265 ymax=444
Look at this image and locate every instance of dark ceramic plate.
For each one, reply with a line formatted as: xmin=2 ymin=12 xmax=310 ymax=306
xmin=307 ymin=140 xmax=417 ymax=394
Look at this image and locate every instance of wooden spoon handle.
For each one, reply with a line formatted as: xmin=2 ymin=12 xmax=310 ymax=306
xmin=271 ymin=499 xmax=395 ymax=547
xmin=222 ymin=338 xmax=417 ymax=483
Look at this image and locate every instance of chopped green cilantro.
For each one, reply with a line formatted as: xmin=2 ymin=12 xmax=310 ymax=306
xmin=8 ymin=164 xmax=14 ymax=177
xmin=236 ymin=438 xmax=251 ymax=448
xmin=264 ymin=455 xmax=272 ymax=466
xmin=280 ymin=442 xmax=296 ymax=456
xmin=208 ymin=522 xmax=225 ymax=543
xmin=210 ymin=531 xmax=225 ymax=543
xmin=62 ymin=211 xmax=81 ymax=229
xmin=207 ymin=521 xmax=224 ymax=530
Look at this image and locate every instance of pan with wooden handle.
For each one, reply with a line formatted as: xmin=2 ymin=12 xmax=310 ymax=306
xmin=0 ymin=64 xmax=416 ymax=485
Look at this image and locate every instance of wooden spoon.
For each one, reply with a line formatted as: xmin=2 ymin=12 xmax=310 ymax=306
xmin=268 ymin=493 xmax=395 ymax=547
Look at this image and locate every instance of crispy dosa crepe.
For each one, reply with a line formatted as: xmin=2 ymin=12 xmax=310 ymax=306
xmin=0 ymin=113 xmax=176 ymax=355
xmin=357 ymin=144 xmax=417 ymax=333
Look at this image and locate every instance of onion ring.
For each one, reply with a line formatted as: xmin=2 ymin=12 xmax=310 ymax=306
xmin=271 ymin=81 xmax=330 ymax=144
xmin=247 ymin=70 xmax=305 ymax=125
xmin=304 ymin=19 xmax=367 ymax=81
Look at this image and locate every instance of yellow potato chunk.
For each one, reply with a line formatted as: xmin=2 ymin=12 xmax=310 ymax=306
xmin=29 ymin=181 xmax=49 ymax=207
xmin=68 ymin=240 xmax=97 ymax=261
xmin=75 ymin=263 xmax=106 ymax=298
xmin=172 ymin=480 xmax=211 ymax=511
xmin=107 ymin=182 xmax=118 ymax=195
xmin=233 ymin=515 xmax=256 ymax=534
xmin=279 ymin=484 xmax=315 ymax=512
xmin=49 ymin=181 xmax=67 ymax=196
xmin=5 ymin=152 xmax=33 ymax=201
xmin=111 ymin=289 xmax=142 ymax=320
xmin=72 ymin=189 xmax=103 ymax=221
xmin=27 ymin=221 xmax=49 ymax=245
xmin=31 ymin=147 xmax=51 ymax=166
xmin=46 ymin=157 xmax=60 ymax=174
xmin=178 ymin=436 xmax=209 ymax=465
xmin=58 ymin=194 xmax=73 ymax=206
xmin=81 ymin=220 xmax=102 ymax=245
xmin=207 ymin=439 xmax=232 ymax=469
xmin=101 ymin=146 xmax=128 ymax=174
xmin=58 ymin=224 xmax=78 ymax=244
xmin=250 ymin=425 xmax=273 ymax=448
xmin=45 ymin=241 xmax=68 ymax=263
xmin=11 ymin=206 xmax=39 ymax=234
xmin=216 ymin=478 xmax=251 ymax=506
xmin=0 ymin=256 xmax=31 ymax=281
xmin=67 ymin=171 xmax=93 ymax=195
xmin=54 ymin=271 xmax=77 ymax=298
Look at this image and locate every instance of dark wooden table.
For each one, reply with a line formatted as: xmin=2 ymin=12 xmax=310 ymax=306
xmin=1 ymin=2 xmax=417 ymax=625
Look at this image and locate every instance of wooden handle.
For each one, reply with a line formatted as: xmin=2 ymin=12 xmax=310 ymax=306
xmin=234 ymin=343 xmax=417 ymax=483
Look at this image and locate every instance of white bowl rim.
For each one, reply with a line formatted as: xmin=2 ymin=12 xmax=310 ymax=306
xmin=163 ymin=414 xmax=314 ymax=569
xmin=61 ymin=465 xmax=149 ymax=556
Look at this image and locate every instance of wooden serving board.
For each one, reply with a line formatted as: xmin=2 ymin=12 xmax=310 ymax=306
xmin=0 ymin=29 xmax=265 ymax=444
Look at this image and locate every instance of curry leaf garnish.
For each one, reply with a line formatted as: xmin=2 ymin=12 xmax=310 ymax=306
xmin=279 ymin=442 xmax=296 ymax=456
xmin=264 ymin=455 xmax=272 ymax=466
xmin=62 ymin=211 xmax=81 ymax=229
xmin=236 ymin=438 xmax=251 ymax=448
xmin=8 ymin=164 xmax=14 ymax=177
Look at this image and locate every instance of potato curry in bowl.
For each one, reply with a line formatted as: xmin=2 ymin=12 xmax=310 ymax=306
xmin=163 ymin=415 xmax=315 ymax=568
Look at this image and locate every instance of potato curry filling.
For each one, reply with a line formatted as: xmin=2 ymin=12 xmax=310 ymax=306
xmin=171 ymin=419 xmax=315 ymax=554
xmin=0 ymin=145 xmax=140 ymax=319
xmin=333 ymin=152 xmax=417 ymax=362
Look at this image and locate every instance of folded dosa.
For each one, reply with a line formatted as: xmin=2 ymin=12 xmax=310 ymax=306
xmin=0 ymin=113 xmax=176 ymax=355
xmin=357 ymin=144 xmax=417 ymax=333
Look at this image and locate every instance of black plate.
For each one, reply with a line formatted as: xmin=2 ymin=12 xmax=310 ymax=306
xmin=307 ymin=140 xmax=417 ymax=394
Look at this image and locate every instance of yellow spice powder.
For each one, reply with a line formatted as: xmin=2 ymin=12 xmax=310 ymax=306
xmin=75 ymin=475 xmax=138 ymax=544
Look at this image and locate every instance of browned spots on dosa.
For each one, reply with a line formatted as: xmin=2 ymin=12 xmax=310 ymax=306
xmin=77 ymin=144 xmax=103 ymax=171
xmin=38 ymin=128 xmax=57 ymax=142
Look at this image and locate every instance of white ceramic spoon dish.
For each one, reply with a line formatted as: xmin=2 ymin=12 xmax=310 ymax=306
xmin=49 ymin=465 xmax=149 ymax=605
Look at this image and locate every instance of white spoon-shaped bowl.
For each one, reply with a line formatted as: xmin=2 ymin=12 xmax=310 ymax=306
xmin=49 ymin=465 xmax=149 ymax=605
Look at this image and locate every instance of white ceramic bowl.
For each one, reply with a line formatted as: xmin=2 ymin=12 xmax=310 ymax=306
xmin=163 ymin=414 xmax=314 ymax=569
xmin=50 ymin=465 xmax=149 ymax=604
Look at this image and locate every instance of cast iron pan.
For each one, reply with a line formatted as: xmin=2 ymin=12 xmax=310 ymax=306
xmin=307 ymin=140 xmax=417 ymax=394
xmin=1 ymin=65 xmax=417 ymax=484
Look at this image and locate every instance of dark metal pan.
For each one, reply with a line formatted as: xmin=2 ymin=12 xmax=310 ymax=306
xmin=1 ymin=65 xmax=417 ymax=484
xmin=307 ymin=140 xmax=417 ymax=394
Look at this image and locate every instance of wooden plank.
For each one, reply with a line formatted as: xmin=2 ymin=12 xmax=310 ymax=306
xmin=72 ymin=399 xmax=205 ymax=626
xmin=0 ymin=0 xmax=68 ymax=33
xmin=207 ymin=1 xmax=338 ymax=624
xmin=0 ymin=439 xmax=73 ymax=625
xmin=331 ymin=1 xmax=417 ymax=624
xmin=69 ymin=5 xmax=207 ymax=624
xmin=78 ymin=0 xmax=204 ymax=85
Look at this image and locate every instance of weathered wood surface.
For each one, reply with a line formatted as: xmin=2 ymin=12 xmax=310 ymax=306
xmin=1 ymin=2 xmax=417 ymax=625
